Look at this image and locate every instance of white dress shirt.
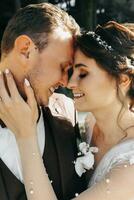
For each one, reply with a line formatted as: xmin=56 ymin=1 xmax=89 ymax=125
xmin=0 ymin=110 xmax=45 ymax=182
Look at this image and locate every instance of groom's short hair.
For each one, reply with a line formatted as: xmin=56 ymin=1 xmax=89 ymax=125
xmin=1 ymin=3 xmax=79 ymax=55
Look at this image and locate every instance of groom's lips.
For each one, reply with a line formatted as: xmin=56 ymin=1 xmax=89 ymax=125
xmin=49 ymin=87 xmax=55 ymax=94
xmin=49 ymin=86 xmax=59 ymax=95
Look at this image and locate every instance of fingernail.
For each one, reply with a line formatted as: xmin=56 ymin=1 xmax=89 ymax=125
xmin=5 ymin=69 xmax=9 ymax=74
xmin=24 ymin=78 xmax=30 ymax=86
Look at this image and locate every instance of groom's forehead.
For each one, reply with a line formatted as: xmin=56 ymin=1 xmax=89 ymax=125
xmin=47 ymin=28 xmax=73 ymax=47
xmin=46 ymin=38 xmax=74 ymax=59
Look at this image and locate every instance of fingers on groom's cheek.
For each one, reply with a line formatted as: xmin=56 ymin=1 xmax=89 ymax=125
xmin=4 ymin=69 xmax=12 ymax=94
xmin=0 ymin=69 xmax=16 ymax=97
xmin=4 ymin=69 xmax=18 ymax=88
xmin=5 ymin=69 xmax=13 ymax=83
xmin=4 ymin=69 xmax=22 ymax=100
xmin=0 ymin=71 xmax=11 ymax=101
xmin=0 ymin=71 xmax=5 ymax=88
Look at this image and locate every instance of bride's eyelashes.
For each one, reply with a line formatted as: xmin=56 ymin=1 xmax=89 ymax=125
xmin=77 ymin=66 xmax=89 ymax=79
xmin=79 ymin=71 xmax=88 ymax=79
xmin=79 ymin=73 xmax=87 ymax=79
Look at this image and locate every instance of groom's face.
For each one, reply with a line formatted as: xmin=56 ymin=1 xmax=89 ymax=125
xmin=27 ymin=29 xmax=73 ymax=106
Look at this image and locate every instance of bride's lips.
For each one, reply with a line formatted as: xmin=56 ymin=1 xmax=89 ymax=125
xmin=73 ymin=93 xmax=85 ymax=99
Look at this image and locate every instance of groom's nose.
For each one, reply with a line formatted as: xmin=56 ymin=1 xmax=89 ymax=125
xmin=58 ymin=72 xmax=68 ymax=87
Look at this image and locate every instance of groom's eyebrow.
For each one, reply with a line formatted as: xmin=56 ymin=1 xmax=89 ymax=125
xmin=75 ymin=63 xmax=88 ymax=68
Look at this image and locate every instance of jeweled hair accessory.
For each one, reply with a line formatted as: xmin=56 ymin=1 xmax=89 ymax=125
xmin=88 ymin=31 xmax=113 ymax=52
xmin=126 ymin=57 xmax=134 ymax=70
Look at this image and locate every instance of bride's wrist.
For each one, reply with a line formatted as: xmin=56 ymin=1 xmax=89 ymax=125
xmin=16 ymin=126 xmax=37 ymax=141
xmin=16 ymin=131 xmax=40 ymax=155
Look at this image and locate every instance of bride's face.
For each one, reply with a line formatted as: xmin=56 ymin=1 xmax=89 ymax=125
xmin=68 ymin=49 xmax=117 ymax=112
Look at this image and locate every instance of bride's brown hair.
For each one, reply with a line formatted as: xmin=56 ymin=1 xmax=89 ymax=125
xmin=75 ymin=21 xmax=134 ymax=135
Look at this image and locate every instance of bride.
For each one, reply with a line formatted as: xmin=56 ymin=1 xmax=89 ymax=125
xmin=1 ymin=21 xmax=134 ymax=200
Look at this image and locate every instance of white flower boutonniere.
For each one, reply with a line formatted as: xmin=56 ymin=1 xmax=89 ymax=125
xmin=74 ymin=142 xmax=98 ymax=177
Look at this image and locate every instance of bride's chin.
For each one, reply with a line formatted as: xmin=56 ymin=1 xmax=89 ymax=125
xmin=75 ymin=105 xmax=84 ymax=112
xmin=74 ymin=103 xmax=89 ymax=112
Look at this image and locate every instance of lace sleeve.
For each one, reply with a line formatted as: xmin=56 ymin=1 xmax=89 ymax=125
xmin=72 ymin=162 xmax=134 ymax=200
xmin=17 ymin=135 xmax=57 ymax=200
xmin=89 ymin=139 xmax=134 ymax=185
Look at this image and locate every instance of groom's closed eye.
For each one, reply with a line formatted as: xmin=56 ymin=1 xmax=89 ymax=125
xmin=68 ymin=67 xmax=73 ymax=80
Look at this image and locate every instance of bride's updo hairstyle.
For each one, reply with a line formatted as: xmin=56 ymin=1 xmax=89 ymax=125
xmin=75 ymin=21 xmax=134 ymax=134
xmin=75 ymin=21 xmax=134 ymax=110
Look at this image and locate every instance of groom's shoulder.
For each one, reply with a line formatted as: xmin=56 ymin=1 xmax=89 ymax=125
xmin=49 ymin=93 xmax=75 ymax=126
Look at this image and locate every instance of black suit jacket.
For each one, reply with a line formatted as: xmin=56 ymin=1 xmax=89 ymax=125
xmin=0 ymin=108 xmax=88 ymax=200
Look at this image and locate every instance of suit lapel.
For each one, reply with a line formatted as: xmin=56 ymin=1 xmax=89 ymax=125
xmin=51 ymin=117 xmax=78 ymax=194
xmin=42 ymin=108 xmax=78 ymax=194
xmin=0 ymin=164 xmax=8 ymax=200
xmin=42 ymin=107 xmax=64 ymax=199
xmin=0 ymin=158 xmax=27 ymax=200
xmin=42 ymin=107 xmax=89 ymax=199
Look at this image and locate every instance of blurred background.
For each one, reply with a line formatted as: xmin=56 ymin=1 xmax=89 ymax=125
xmin=0 ymin=0 xmax=134 ymax=120
xmin=0 ymin=0 xmax=134 ymax=43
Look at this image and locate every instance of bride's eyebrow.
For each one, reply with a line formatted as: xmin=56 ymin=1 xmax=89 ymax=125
xmin=74 ymin=63 xmax=88 ymax=68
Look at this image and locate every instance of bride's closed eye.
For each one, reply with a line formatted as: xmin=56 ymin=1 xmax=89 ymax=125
xmin=79 ymin=72 xmax=88 ymax=79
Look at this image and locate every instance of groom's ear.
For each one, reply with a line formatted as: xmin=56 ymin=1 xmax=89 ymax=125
xmin=14 ymin=35 xmax=35 ymax=59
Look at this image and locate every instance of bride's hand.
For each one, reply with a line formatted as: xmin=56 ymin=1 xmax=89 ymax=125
xmin=0 ymin=69 xmax=38 ymax=139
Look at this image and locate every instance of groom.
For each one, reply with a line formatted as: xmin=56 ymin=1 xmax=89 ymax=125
xmin=0 ymin=3 xmax=89 ymax=200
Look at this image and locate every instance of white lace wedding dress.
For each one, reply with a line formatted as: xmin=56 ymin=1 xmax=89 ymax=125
xmin=75 ymin=115 xmax=134 ymax=200
xmin=89 ymin=139 xmax=134 ymax=186
xmin=75 ymin=138 xmax=134 ymax=200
